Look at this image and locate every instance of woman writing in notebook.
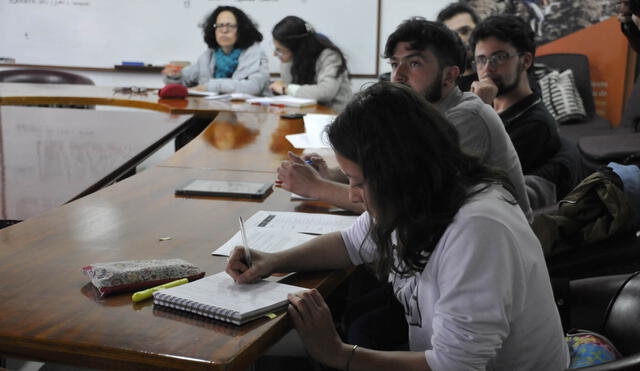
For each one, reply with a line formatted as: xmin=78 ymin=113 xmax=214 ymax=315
xmin=161 ymin=6 xmax=269 ymax=95
xmin=227 ymin=83 xmax=568 ymax=370
xmin=269 ymin=16 xmax=352 ymax=112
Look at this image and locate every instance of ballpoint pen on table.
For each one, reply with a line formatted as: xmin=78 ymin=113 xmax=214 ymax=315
xmin=238 ymin=216 xmax=252 ymax=267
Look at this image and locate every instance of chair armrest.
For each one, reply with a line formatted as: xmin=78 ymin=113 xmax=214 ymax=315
xmin=573 ymin=353 xmax=640 ymax=370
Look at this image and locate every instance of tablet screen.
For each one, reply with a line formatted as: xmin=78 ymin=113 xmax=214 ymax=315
xmin=175 ymin=180 xmax=272 ymax=199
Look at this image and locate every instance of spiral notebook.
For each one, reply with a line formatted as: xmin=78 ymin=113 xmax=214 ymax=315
xmin=153 ymin=272 xmax=302 ymax=325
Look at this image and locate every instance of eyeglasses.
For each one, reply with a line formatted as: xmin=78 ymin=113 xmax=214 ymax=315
xmin=213 ymin=23 xmax=238 ymax=31
xmin=471 ymin=51 xmax=524 ymax=71
xmin=113 ymin=86 xmax=149 ymax=95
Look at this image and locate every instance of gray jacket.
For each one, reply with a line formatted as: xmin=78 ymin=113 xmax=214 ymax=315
xmin=280 ymin=49 xmax=352 ymax=112
xmin=164 ymin=42 xmax=269 ymax=95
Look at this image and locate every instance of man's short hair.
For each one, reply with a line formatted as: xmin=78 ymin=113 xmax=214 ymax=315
xmin=383 ymin=17 xmax=466 ymax=71
xmin=469 ymin=15 xmax=536 ymax=57
xmin=436 ymin=2 xmax=479 ymax=25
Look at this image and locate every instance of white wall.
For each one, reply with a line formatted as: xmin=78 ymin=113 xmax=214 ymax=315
xmin=378 ymin=0 xmax=451 ymax=75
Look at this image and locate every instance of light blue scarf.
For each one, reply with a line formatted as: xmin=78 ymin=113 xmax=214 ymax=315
xmin=214 ymin=48 xmax=241 ymax=78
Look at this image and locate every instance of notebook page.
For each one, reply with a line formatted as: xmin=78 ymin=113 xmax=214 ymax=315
xmin=156 ymin=272 xmax=302 ymax=318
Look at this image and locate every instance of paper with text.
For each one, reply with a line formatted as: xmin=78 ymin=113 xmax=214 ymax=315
xmin=212 ymin=228 xmax=315 ymax=256
xmin=244 ymin=210 xmax=357 ymax=234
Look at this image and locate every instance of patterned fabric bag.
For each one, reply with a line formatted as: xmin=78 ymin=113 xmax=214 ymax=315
xmin=82 ymin=259 xmax=204 ymax=296
xmin=538 ymin=68 xmax=587 ymax=124
xmin=566 ymin=330 xmax=621 ymax=368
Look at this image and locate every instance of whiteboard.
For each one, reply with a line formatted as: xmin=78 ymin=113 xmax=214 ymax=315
xmin=378 ymin=0 xmax=450 ymax=74
xmin=0 ymin=0 xmax=379 ymax=76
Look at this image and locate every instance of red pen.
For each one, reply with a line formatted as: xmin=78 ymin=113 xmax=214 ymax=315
xmin=270 ymin=103 xmax=286 ymax=108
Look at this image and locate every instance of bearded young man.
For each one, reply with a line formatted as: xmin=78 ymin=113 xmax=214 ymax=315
xmin=469 ymin=15 xmax=560 ymax=175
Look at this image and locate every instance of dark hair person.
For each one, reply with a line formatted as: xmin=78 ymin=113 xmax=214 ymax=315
xmin=469 ymin=14 xmax=537 ymax=64
xmin=227 ymin=82 xmax=569 ymax=370
xmin=270 ymin=15 xmax=352 ymax=112
xmin=162 ymin=6 xmax=269 ymax=95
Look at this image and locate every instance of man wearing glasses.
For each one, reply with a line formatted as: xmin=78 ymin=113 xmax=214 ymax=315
xmin=469 ymin=15 xmax=560 ymax=177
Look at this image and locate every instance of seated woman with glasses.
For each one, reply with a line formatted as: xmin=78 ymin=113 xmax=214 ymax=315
xmin=270 ymin=16 xmax=352 ymax=112
xmin=227 ymin=82 xmax=569 ymax=371
xmin=162 ymin=6 xmax=269 ymax=95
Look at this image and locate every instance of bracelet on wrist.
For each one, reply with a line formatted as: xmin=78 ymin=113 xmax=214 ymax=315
xmin=346 ymin=344 xmax=358 ymax=371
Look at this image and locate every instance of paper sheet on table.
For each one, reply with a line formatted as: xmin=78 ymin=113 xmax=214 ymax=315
xmin=212 ymin=228 xmax=315 ymax=256
xmin=243 ymin=210 xmax=357 ymax=234
xmin=284 ymin=114 xmax=335 ymax=149
xmin=203 ymin=93 xmax=256 ymax=101
xmin=187 ymin=89 xmax=219 ymax=97
xmin=245 ymin=96 xmax=317 ymax=107
xmin=290 ymin=192 xmax=315 ymax=201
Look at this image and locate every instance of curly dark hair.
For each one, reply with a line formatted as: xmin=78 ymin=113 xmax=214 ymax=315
xmin=469 ymin=15 xmax=536 ymax=58
xmin=327 ymin=82 xmax=514 ymax=277
xmin=272 ymin=15 xmax=348 ymax=84
xmin=383 ymin=17 xmax=466 ymax=72
xmin=203 ymin=6 xmax=263 ymax=50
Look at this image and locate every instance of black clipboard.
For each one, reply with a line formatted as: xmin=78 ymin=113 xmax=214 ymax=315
xmin=175 ymin=180 xmax=272 ymax=199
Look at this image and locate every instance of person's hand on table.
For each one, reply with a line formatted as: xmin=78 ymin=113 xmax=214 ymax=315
xmin=470 ymin=76 xmax=499 ymax=105
xmin=192 ymin=84 xmax=207 ymax=92
xmin=288 ymin=289 xmax=347 ymax=367
xmin=161 ymin=64 xmax=182 ymax=77
xmin=225 ymin=246 xmax=274 ymax=284
xmin=270 ymin=80 xmax=287 ymax=95
xmin=302 ymin=152 xmax=332 ymax=179
xmin=276 ymin=151 xmax=323 ymax=198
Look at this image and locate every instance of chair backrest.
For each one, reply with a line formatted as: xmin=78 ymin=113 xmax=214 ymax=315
xmin=603 ymin=271 xmax=640 ymax=356
xmin=535 ymin=53 xmax=596 ymax=119
xmin=618 ymin=77 xmax=640 ymax=133
xmin=0 ymin=68 xmax=94 ymax=85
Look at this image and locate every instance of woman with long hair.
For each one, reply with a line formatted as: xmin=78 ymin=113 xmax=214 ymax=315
xmin=270 ymin=16 xmax=352 ymax=112
xmin=162 ymin=6 xmax=269 ymax=95
xmin=226 ymin=82 xmax=568 ymax=370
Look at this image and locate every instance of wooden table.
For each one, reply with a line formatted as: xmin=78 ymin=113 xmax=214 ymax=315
xmin=162 ymin=111 xmax=311 ymax=172
xmin=0 ymin=101 xmax=348 ymax=370
xmin=0 ymin=82 xmax=333 ymax=116
xmin=0 ymin=106 xmax=189 ymax=221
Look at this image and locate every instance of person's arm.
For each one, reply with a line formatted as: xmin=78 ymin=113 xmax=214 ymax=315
xmin=288 ymin=288 xmax=431 ymax=371
xmin=276 ymin=152 xmax=365 ymax=213
xmin=622 ymin=20 xmax=640 ymax=54
xmin=226 ymin=231 xmax=352 ymax=283
xmin=289 ymin=49 xmax=345 ymax=102
xmin=207 ymin=43 xmax=270 ymax=95
xmin=162 ymin=52 xmax=205 ymax=87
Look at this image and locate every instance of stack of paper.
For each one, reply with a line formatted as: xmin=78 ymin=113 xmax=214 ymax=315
xmin=212 ymin=210 xmax=357 ymax=256
xmin=246 ymin=95 xmax=317 ymax=107
xmin=187 ymin=89 xmax=219 ymax=97
xmin=285 ymin=114 xmax=335 ymax=149
xmin=203 ymin=93 xmax=256 ymax=101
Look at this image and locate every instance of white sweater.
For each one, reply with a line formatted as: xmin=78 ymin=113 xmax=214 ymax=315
xmin=341 ymin=184 xmax=569 ymax=371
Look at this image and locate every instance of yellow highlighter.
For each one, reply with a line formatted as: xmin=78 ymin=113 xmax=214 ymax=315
xmin=131 ymin=278 xmax=189 ymax=302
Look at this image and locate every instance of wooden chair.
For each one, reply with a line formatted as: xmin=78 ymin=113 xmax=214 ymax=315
xmin=0 ymin=68 xmax=94 ymax=85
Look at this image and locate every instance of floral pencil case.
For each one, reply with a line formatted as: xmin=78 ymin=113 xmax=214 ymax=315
xmin=82 ymin=258 xmax=205 ymax=296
